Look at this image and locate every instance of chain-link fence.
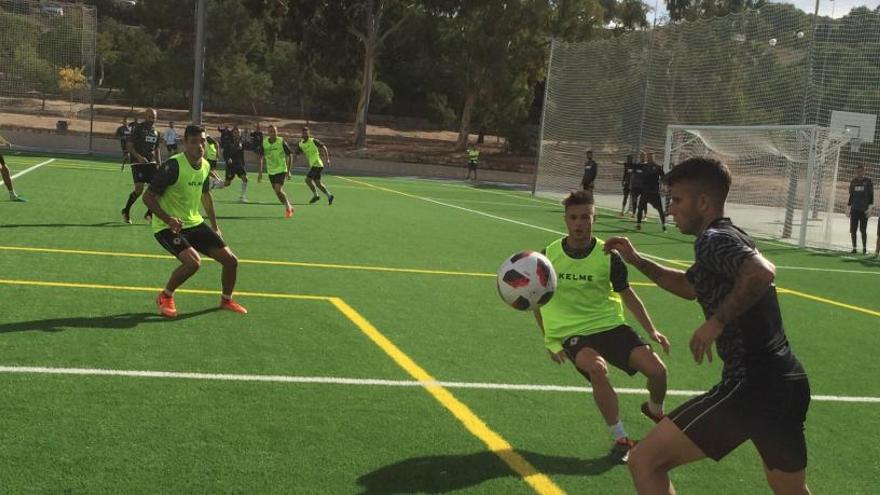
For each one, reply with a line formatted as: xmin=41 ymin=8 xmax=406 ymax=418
xmin=536 ymin=6 xmax=880 ymax=249
xmin=0 ymin=0 xmax=97 ymax=152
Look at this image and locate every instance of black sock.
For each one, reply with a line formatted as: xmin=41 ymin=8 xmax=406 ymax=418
xmin=123 ymin=192 xmax=139 ymax=213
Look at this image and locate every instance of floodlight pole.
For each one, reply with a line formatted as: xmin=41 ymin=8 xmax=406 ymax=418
xmin=191 ymin=0 xmax=207 ymax=125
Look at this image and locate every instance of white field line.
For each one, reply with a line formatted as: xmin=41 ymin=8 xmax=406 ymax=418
xmin=0 ymin=366 xmax=876 ymax=404
xmin=11 ymin=158 xmax=54 ymax=179
xmin=358 ymin=177 xmax=880 ymax=275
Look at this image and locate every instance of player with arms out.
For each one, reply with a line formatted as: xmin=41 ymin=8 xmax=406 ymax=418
xmin=606 ymin=157 xmax=811 ymax=495
xmin=143 ymin=125 xmax=247 ymax=318
xmin=534 ymin=190 xmax=671 ymax=464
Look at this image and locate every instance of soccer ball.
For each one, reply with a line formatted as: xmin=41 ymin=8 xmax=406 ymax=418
xmin=769 ymin=38 xmax=777 ymax=47
xmin=797 ymin=31 xmax=805 ymax=39
xmin=497 ymin=251 xmax=557 ymax=311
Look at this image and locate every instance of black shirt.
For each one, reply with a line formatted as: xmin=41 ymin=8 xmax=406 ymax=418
xmin=130 ymin=121 xmax=160 ymax=163
xmin=542 ymin=237 xmax=629 ymax=293
xmin=622 ymin=161 xmax=634 ymax=188
xmin=685 ymin=218 xmax=804 ymax=381
xmin=115 ymin=124 xmax=130 ymax=143
xmin=641 ymin=162 xmax=664 ymax=192
xmin=582 ymin=159 xmax=598 ymax=185
xmin=249 ymin=131 xmax=263 ymax=152
xmin=149 ymin=158 xmax=211 ymax=196
xmin=630 ymin=162 xmax=645 ymax=189
xmin=227 ymin=139 xmax=245 ymax=165
xmin=848 ymin=177 xmax=874 ymax=212
xmin=219 ymin=128 xmax=234 ymax=151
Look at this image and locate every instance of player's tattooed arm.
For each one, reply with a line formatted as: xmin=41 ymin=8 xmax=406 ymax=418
xmin=711 ymin=254 xmax=775 ymax=326
xmin=604 ymin=237 xmax=696 ymax=300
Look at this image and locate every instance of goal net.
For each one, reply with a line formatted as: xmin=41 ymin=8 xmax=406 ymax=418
xmin=533 ymin=7 xmax=880 ymax=251
xmin=664 ymin=125 xmax=850 ymax=249
xmin=0 ymin=0 xmax=97 ymax=153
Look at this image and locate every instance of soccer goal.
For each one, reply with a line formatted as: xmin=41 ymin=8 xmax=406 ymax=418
xmin=663 ymin=124 xmax=852 ymax=249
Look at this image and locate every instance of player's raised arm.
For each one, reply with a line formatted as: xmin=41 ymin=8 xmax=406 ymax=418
xmin=604 ymin=237 xmax=696 ymax=300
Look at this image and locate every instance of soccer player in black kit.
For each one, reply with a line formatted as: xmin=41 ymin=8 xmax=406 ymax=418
xmin=606 ymin=157 xmax=811 ymax=495
xmin=582 ymin=150 xmax=598 ymax=191
xmin=847 ymin=164 xmax=873 ymax=254
xmin=636 ymin=152 xmax=666 ymax=232
xmin=620 ymin=154 xmax=635 ymax=216
xmin=121 ymin=108 xmax=161 ymax=224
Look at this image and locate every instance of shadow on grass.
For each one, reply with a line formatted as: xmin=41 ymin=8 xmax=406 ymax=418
xmin=0 ymin=308 xmax=219 ymax=334
xmin=356 ymin=450 xmax=616 ymax=494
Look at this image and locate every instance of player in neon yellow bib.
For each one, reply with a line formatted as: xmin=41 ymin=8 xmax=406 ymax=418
xmin=533 ymin=190 xmax=671 ymax=464
xmin=257 ymin=124 xmax=294 ymax=218
xmin=143 ymin=124 xmax=247 ymax=318
xmin=295 ymin=126 xmax=334 ymax=205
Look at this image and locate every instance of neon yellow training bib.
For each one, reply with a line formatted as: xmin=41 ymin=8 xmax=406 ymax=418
xmin=540 ymin=237 xmax=626 ymax=352
xmin=152 ymin=153 xmax=210 ymax=233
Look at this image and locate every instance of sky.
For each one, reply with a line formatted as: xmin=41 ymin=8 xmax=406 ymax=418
xmin=648 ymin=0 xmax=880 ymax=22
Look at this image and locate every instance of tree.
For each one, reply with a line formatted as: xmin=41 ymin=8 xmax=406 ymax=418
xmin=665 ymin=0 xmax=766 ymax=22
xmin=348 ymin=0 xmax=413 ymax=148
xmin=57 ymin=66 xmax=88 ymax=115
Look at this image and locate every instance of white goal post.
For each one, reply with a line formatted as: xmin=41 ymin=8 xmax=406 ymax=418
xmin=663 ymin=124 xmax=851 ymax=249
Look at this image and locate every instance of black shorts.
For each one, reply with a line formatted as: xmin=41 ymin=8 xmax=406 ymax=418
xmin=307 ymin=167 xmax=323 ymax=180
xmin=669 ymin=377 xmax=810 ymax=472
xmin=208 ymin=159 xmax=218 ymax=170
xmin=468 ymin=161 xmax=478 ymax=170
xmin=269 ymin=172 xmax=287 ymax=185
xmin=639 ymin=191 xmax=664 ymax=213
xmin=166 ymin=144 xmax=178 ymax=154
xmin=154 ymin=222 xmax=227 ymax=257
xmin=120 ymin=141 xmax=128 ymax=152
xmin=131 ymin=163 xmax=157 ymax=184
xmin=562 ymin=325 xmax=648 ymax=379
xmin=850 ymin=210 xmax=868 ymax=234
xmin=226 ymin=161 xmax=247 ymax=180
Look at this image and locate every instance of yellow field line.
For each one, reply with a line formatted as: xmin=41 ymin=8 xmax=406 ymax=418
xmin=0 ymin=245 xmax=496 ymax=278
xmin=776 ymin=287 xmax=880 ymax=318
xmin=343 ymin=178 xmax=880 ymax=319
xmin=0 ymin=277 xmax=563 ymax=495
xmin=0 ymin=278 xmax=331 ymax=301
xmin=330 ymin=297 xmax=565 ymax=495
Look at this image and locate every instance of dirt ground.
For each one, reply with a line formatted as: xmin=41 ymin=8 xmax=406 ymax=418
xmin=0 ymin=97 xmax=534 ymax=173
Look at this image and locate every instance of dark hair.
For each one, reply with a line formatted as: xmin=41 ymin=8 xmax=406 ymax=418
xmin=302 ymin=126 xmax=310 ymax=132
xmin=184 ymin=124 xmax=204 ymax=139
xmin=562 ymin=190 xmax=595 ymax=210
xmin=664 ymin=157 xmax=732 ymax=201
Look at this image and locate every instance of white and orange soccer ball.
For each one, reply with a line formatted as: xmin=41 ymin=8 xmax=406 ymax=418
xmin=497 ymin=251 xmax=557 ymax=311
